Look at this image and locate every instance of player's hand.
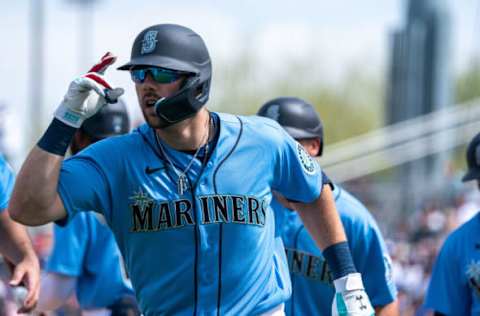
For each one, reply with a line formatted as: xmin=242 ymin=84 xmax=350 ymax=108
xmin=8 ymin=254 xmax=41 ymax=313
xmin=332 ymin=273 xmax=375 ymax=316
xmin=54 ymin=52 xmax=124 ymax=128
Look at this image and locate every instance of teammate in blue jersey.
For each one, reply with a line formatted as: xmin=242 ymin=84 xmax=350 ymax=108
xmin=424 ymin=132 xmax=480 ymax=316
xmin=9 ymin=24 xmax=373 ymax=315
xmin=258 ymin=97 xmax=398 ymax=316
xmin=35 ymin=101 xmax=139 ymax=315
xmin=0 ymin=155 xmax=40 ymax=313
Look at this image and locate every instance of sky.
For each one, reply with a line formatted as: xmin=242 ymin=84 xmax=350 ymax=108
xmin=1 ymin=0 xmax=479 ymax=164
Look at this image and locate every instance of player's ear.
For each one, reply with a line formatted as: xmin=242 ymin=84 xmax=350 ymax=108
xmin=314 ymin=138 xmax=322 ymax=157
xmin=305 ymin=139 xmax=321 ymax=157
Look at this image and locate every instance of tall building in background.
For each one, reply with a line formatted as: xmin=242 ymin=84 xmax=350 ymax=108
xmin=387 ymin=0 xmax=452 ymax=212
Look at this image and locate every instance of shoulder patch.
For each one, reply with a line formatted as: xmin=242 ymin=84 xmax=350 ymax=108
xmin=467 ymin=260 xmax=480 ymax=297
xmin=384 ymin=255 xmax=393 ymax=282
xmin=296 ymin=142 xmax=318 ymax=175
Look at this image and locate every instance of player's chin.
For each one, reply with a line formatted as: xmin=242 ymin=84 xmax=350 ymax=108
xmin=143 ymin=113 xmax=169 ymax=129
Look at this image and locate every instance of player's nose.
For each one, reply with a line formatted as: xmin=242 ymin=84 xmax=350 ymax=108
xmin=142 ymin=72 xmax=157 ymax=86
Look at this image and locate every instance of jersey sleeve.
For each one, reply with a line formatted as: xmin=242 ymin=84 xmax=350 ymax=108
xmin=58 ymin=153 xmax=112 ymax=224
xmin=271 ymin=128 xmax=323 ymax=203
xmin=45 ymin=215 xmax=89 ymax=277
xmin=424 ymin=235 xmax=469 ymax=315
xmin=350 ymin=221 xmax=397 ymax=306
xmin=0 ymin=157 xmax=15 ymax=212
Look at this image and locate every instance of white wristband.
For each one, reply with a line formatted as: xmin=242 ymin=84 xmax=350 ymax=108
xmin=333 ymin=273 xmax=365 ymax=292
xmin=54 ymin=105 xmax=85 ymax=128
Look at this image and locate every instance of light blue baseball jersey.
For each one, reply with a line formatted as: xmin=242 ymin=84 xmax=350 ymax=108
xmin=57 ymin=113 xmax=323 ymax=315
xmin=275 ymin=184 xmax=397 ymax=316
xmin=0 ymin=155 xmax=15 ymax=212
xmin=46 ymin=212 xmax=134 ymax=309
xmin=424 ymin=212 xmax=480 ymax=316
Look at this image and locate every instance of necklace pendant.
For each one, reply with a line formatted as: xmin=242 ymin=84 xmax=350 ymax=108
xmin=178 ymin=175 xmax=188 ymax=195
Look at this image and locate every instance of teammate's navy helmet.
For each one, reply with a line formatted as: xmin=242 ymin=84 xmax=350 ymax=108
xmin=118 ymin=24 xmax=211 ymax=126
xmin=257 ymin=97 xmax=324 ymax=156
xmin=462 ymin=132 xmax=480 ymax=182
xmin=81 ymin=99 xmax=130 ymax=139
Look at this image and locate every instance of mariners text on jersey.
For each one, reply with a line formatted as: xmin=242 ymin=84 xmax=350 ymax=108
xmin=130 ymin=191 xmax=268 ymax=232
xmin=285 ymin=248 xmax=333 ymax=285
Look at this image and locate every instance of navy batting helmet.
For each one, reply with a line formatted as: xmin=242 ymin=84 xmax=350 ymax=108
xmin=118 ymin=24 xmax=211 ymax=126
xmin=257 ymin=97 xmax=324 ymax=156
xmin=81 ymin=99 xmax=130 ymax=139
xmin=462 ymin=132 xmax=480 ymax=182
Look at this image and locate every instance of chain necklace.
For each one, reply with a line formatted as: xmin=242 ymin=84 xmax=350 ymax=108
xmin=156 ymin=115 xmax=211 ymax=196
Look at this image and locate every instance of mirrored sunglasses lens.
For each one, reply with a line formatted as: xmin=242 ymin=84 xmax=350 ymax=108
xmin=130 ymin=69 xmax=146 ymax=83
xmin=150 ymin=68 xmax=180 ymax=83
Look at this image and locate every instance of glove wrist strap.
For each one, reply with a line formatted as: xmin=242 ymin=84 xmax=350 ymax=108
xmin=333 ymin=273 xmax=365 ymax=292
xmin=54 ymin=104 xmax=85 ymax=128
xmin=37 ymin=118 xmax=77 ymax=156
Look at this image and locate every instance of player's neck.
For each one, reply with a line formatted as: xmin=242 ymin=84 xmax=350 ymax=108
xmin=155 ymin=108 xmax=210 ymax=151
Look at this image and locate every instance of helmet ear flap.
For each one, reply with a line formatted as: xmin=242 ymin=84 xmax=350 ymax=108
xmin=154 ymin=75 xmax=209 ymax=125
xmin=194 ymin=78 xmax=211 ymax=104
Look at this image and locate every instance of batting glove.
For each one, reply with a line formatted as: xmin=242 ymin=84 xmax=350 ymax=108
xmin=332 ymin=273 xmax=375 ymax=316
xmin=54 ymin=52 xmax=124 ymax=128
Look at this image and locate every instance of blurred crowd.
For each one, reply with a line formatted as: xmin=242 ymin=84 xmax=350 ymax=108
xmin=385 ymin=181 xmax=479 ymax=315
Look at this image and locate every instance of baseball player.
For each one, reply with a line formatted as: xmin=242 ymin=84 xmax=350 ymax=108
xmin=9 ymin=24 xmax=374 ymax=315
xmin=258 ymin=97 xmax=399 ymax=316
xmin=424 ymin=132 xmax=480 ymax=316
xmin=35 ymin=101 xmax=139 ymax=315
xmin=0 ymin=154 xmax=40 ymax=313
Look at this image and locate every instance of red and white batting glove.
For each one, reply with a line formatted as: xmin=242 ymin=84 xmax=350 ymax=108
xmin=54 ymin=52 xmax=124 ymax=128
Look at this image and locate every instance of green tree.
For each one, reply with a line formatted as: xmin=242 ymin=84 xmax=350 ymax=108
xmin=211 ymin=53 xmax=383 ymax=145
xmin=455 ymin=58 xmax=480 ymax=103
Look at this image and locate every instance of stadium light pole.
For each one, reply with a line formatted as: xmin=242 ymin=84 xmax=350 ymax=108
xmin=66 ymin=0 xmax=99 ymax=72
xmin=29 ymin=0 xmax=45 ymax=149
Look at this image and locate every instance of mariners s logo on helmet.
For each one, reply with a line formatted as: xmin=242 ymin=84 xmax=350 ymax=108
xmin=141 ymin=30 xmax=158 ymax=54
xmin=296 ymin=142 xmax=318 ymax=175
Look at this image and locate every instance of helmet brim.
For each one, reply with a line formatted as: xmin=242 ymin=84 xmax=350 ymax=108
xmin=284 ymin=126 xmax=321 ymax=141
xmin=117 ymin=55 xmax=204 ymax=74
xmin=462 ymin=168 xmax=480 ymax=182
xmin=285 ymin=126 xmax=323 ymax=156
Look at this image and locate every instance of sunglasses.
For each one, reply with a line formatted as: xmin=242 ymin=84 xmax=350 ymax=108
xmin=130 ymin=67 xmax=187 ymax=84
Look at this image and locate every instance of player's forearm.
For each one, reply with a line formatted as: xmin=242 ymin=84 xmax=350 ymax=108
xmin=294 ymin=185 xmax=347 ymax=250
xmin=0 ymin=211 xmax=36 ymax=264
xmin=296 ymin=186 xmax=375 ymax=314
xmin=9 ymin=146 xmax=64 ymax=225
xmin=375 ymin=300 xmax=400 ymax=316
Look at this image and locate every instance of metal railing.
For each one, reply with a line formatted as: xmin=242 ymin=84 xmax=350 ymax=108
xmin=321 ymin=100 xmax=480 ymax=182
